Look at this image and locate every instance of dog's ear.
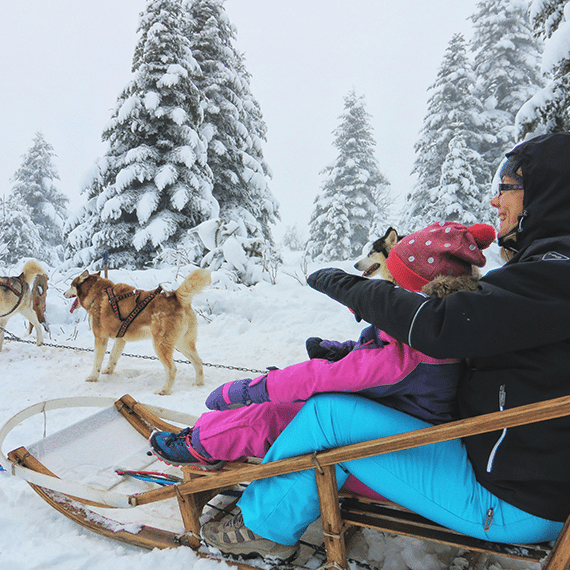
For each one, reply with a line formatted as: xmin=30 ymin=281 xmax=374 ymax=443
xmin=95 ymin=271 xmax=101 ymax=276
xmin=384 ymin=228 xmax=400 ymax=250
xmin=380 ymin=227 xmax=393 ymax=239
xmin=78 ymin=270 xmax=90 ymax=283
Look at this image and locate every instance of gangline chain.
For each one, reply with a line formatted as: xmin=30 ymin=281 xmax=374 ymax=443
xmin=0 ymin=325 xmax=267 ymax=375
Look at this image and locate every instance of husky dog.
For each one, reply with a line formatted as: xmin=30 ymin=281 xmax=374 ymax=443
xmin=354 ymin=227 xmax=402 ymax=279
xmin=64 ymin=269 xmax=211 ymax=395
xmin=0 ymin=259 xmax=47 ymax=351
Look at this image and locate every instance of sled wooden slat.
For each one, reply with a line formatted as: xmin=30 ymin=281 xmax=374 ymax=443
xmin=545 ymin=516 xmax=570 ymax=570
xmin=339 ymin=497 xmax=551 ymax=563
xmin=30 ymin=484 xmax=188 ymax=551
xmin=176 ymin=469 xmax=223 ymax=549
xmin=315 ymin=464 xmax=348 ymax=568
xmin=115 ymin=394 xmax=182 ymax=437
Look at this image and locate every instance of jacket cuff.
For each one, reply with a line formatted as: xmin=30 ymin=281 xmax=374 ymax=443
xmin=248 ymin=375 xmax=270 ymax=403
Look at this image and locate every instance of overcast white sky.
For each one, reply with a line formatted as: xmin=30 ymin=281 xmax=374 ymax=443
xmin=0 ymin=0 xmax=479 ymax=239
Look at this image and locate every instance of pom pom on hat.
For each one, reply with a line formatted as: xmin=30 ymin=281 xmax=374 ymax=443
xmin=386 ymin=221 xmax=496 ymax=292
xmin=468 ymin=223 xmax=496 ymax=250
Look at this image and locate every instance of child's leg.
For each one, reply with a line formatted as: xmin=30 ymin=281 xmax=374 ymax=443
xmin=193 ymin=402 xmax=304 ymax=461
xmin=238 ymin=393 xmax=562 ymax=546
xmin=342 ymin=475 xmax=386 ymax=501
xmin=194 ymin=401 xmax=385 ymax=498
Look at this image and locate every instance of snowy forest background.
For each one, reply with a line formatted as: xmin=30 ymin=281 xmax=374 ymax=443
xmin=2 ymin=0 xmax=570 ymax=282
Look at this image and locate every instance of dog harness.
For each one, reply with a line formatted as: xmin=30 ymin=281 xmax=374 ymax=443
xmin=106 ymin=286 xmax=163 ymax=338
xmin=0 ymin=275 xmax=25 ymax=318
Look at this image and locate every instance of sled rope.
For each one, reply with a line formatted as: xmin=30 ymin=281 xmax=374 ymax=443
xmin=0 ymin=325 xmax=267 ymax=374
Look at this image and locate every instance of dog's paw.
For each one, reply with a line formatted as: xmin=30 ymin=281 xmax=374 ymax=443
xmin=102 ymin=366 xmax=115 ymax=374
xmin=85 ymin=375 xmax=99 ymax=382
xmin=155 ymin=387 xmax=171 ymax=396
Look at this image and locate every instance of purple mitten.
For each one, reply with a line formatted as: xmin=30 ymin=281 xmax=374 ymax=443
xmin=320 ymin=339 xmax=355 ymax=352
xmin=306 ymin=337 xmax=355 ymax=361
xmin=205 ymin=376 xmax=270 ymax=410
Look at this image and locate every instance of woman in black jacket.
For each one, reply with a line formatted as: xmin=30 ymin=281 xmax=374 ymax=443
xmin=200 ymin=133 xmax=570 ymax=562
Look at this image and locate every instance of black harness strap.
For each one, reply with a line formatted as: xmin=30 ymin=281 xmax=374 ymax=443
xmin=0 ymin=275 xmax=25 ymax=318
xmin=106 ymin=286 xmax=163 ymax=338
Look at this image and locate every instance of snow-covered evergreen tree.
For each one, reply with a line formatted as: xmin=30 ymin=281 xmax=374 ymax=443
xmin=191 ymin=216 xmax=280 ymax=287
xmin=436 ymin=129 xmax=489 ymax=225
xmin=306 ymin=90 xmax=392 ymax=262
xmin=10 ymin=132 xmax=69 ymax=262
xmin=403 ymin=34 xmax=491 ymax=232
xmin=282 ymin=223 xmax=305 ymax=252
xmin=187 ymin=0 xmax=279 ymax=245
xmin=0 ymin=193 xmax=49 ymax=266
xmin=517 ymin=0 xmax=570 ymax=137
xmin=470 ymin=0 xmax=543 ymax=169
xmin=65 ymin=0 xmax=217 ymax=270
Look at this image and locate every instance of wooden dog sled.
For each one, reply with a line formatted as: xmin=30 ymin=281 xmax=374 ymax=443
xmin=2 ymin=393 xmax=570 ymax=570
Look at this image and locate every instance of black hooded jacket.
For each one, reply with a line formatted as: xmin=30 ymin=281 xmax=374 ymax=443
xmin=307 ymin=133 xmax=570 ymax=522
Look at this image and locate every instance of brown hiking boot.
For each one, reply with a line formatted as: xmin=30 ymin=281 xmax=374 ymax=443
xmin=201 ymin=510 xmax=298 ymax=563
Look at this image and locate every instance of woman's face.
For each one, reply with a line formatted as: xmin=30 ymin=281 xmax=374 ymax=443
xmin=490 ymin=176 xmax=525 ymax=238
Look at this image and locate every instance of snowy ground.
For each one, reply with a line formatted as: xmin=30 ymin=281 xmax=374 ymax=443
xmin=0 ymin=247 xmax=540 ymax=570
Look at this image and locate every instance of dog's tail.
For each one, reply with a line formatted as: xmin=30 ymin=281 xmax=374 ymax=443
xmin=21 ymin=259 xmax=47 ymax=285
xmin=176 ymin=269 xmax=211 ymax=306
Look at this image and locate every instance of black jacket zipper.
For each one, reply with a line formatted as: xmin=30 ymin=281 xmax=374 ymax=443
xmin=486 ymin=385 xmax=506 ymax=473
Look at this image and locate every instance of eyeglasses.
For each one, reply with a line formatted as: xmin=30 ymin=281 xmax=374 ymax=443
xmin=496 ymin=183 xmax=524 ymax=197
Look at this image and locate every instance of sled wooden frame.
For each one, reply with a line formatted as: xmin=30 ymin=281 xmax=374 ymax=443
xmin=3 ymin=393 xmax=570 ymax=570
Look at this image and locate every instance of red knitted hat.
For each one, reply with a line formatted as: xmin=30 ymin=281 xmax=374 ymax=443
xmin=385 ymin=222 xmax=496 ymax=292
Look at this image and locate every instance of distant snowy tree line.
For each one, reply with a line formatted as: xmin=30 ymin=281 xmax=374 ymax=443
xmin=2 ymin=0 xmax=570 ymax=275
xmin=305 ymin=0 xmax=568 ymax=260
xmin=402 ymin=0 xmax=545 ymax=233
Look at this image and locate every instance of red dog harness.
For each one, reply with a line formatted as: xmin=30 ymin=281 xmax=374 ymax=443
xmin=0 ymin=275 xmax=25 ymax=318
xmin=106 ymin=286 xmax=163 ymax=338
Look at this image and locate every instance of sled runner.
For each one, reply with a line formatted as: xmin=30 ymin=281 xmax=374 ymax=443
xmin=2 ymin=394 xmax=570 ymax=570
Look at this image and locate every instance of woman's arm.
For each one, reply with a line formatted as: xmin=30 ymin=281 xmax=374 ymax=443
xmin=307 ymin=265 xmax=570 ymax=359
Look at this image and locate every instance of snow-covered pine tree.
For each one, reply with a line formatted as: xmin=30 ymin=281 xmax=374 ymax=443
xmin=65 ymin=0 xmax=217 ymax=270
xmin=282 ymin=223 xmax=306 ymax=252
xmin=517 ymin=0 xmax=570 ymax=137
xmin=403 ymin=34 xmax=491 ymax=231
xmin=436 ymin=128 xmax=489 ymax=225
xmin=306 ymin=90 xmax=392 ymax=262
xmin=10 ymin=132 xmax=69 ymax=263
xmin=0 ymin=193 xmax=48 ymax=266
xmin=187 ymin=0 xmax=279 ymax=244
xmin=470 ymin=0 xmax=543 ymax=170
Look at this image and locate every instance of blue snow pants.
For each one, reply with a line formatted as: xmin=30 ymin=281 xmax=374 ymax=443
xmin=238 ymin=393 xmax=563 ymax=546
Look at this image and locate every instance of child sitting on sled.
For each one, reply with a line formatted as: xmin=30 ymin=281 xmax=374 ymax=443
xmin=149 ymin=221 xmax=495 ymax=490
